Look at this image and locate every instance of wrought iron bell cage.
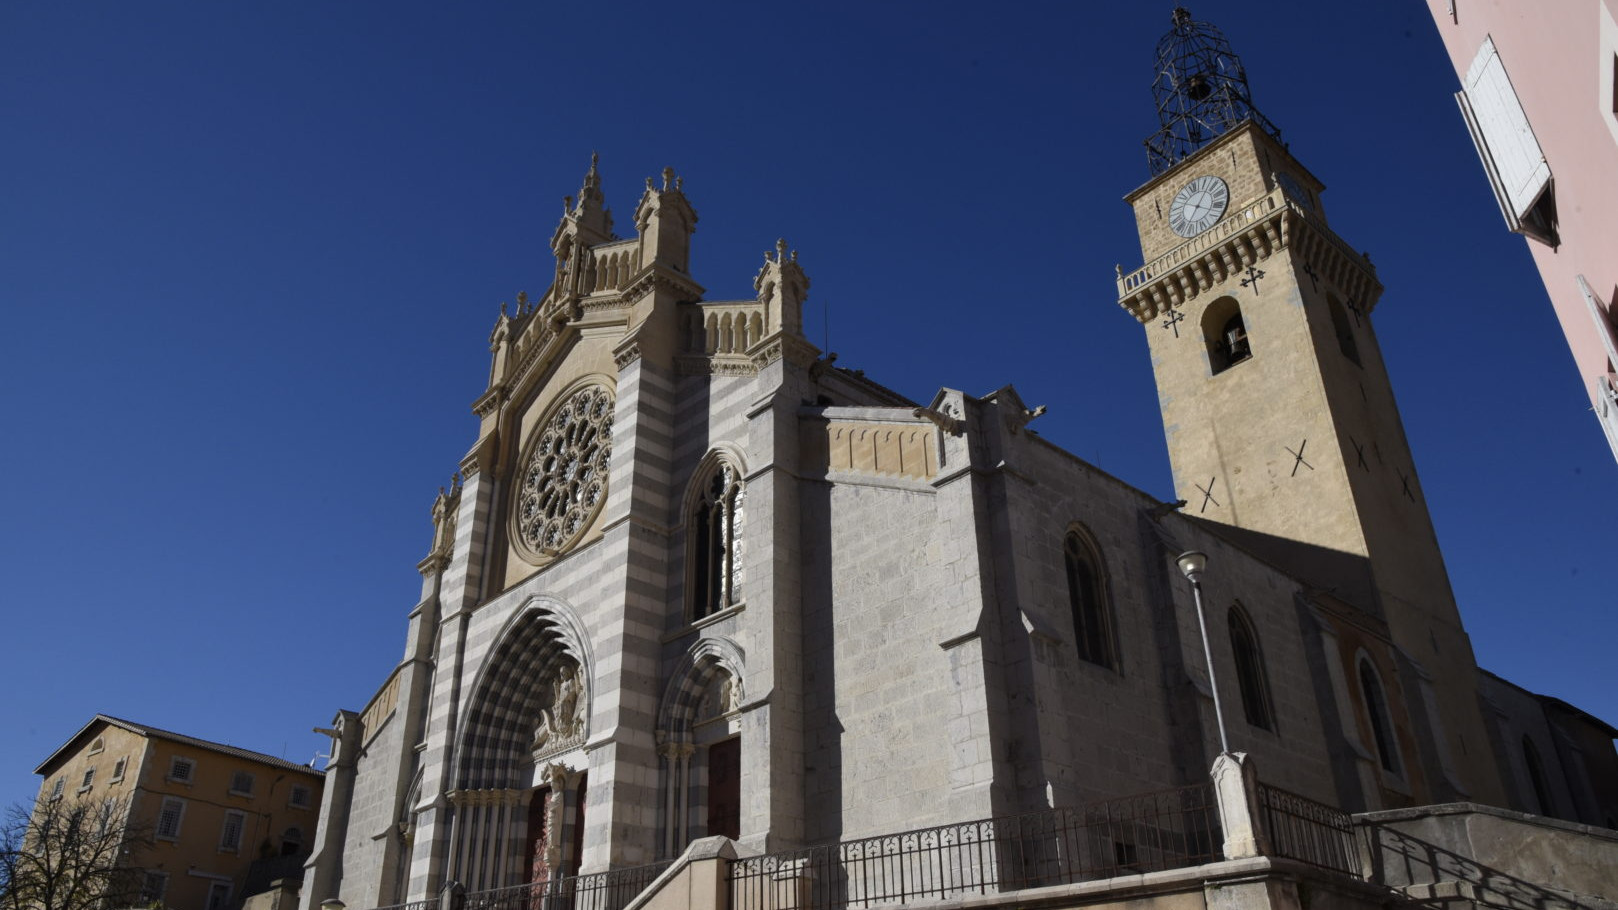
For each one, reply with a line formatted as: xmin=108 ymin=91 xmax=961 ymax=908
xmin=1145 ymin=8 xmax=1282 ymax=175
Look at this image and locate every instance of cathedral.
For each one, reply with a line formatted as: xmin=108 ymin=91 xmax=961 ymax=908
xmin=301 ymin=11 xmax=1617 ymax=910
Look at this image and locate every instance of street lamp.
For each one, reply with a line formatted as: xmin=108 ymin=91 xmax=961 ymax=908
xmin=1176 ymin=550 xmax=1232 ymax=755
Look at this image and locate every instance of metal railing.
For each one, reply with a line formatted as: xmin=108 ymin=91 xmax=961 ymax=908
xmin=457 ymin=861 xmax=673 ymax=910
xmin=1256 ymin=783 xmax=1361 ymax=877
xmin=728 ymin=784 xmax=1222 ymax=910
xmin=368 ymin=899 xmax=440 ymax=910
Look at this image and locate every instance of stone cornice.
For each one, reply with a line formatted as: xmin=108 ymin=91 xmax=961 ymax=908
xmin=1116 ymin=188 xmax=1382 ymax=322
xmin=471 ymin=384 xmax=507 ymax=418
xmin=622 ymin=265 xmax=705 ymax=307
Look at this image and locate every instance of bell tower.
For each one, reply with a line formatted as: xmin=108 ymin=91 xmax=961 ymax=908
xmin=1117 ymin=9 xmax=1505 ymax=806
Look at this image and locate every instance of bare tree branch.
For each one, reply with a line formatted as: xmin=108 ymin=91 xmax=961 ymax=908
xmin=1 ymin=795 xmax=149 ymax=910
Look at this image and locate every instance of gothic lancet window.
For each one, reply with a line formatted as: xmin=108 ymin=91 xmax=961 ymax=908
xmin=1227 ymin=606 xmax=1274 ymax=731
xmin=691 ymin=462 xmax=744 ymax=620
xmin=1522 ymin=736 xmax=1553 ymax=816
xmin=1063 ymin=528 xmax=1117 ymax=669
xmin=1357 ymin=657 xmax=1401 ymax=775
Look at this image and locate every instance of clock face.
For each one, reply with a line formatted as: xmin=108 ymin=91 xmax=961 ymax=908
xmin=1277 ymin=172 xmax=1314 ymax=211
xmin=1169 ymin=175 xmax=1230 ymax=238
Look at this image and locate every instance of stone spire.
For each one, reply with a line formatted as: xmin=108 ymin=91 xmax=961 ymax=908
xmin=571 ymin=152 xmax=612 ymax=238
xmin=550 ymin=154 xmax=614 ymax=259
xmin=633 ymin=166 xmax=698 ymax=273
xmin=754 ymin=238 xmax=809 ymax=335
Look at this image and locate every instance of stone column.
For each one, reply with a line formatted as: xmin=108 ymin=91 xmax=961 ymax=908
xmin=301 ymin=711 xmax=360 ymax=910
xmin=1211 ymin=752 xmax=1268 ymax=859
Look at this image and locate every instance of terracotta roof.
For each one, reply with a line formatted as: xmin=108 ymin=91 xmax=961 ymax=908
xmin=34 ymin=714 xmax=325 ymax=777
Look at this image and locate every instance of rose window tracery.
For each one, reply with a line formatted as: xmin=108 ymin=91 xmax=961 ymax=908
xmin=515 ymin=385 xmax=614 ymax=558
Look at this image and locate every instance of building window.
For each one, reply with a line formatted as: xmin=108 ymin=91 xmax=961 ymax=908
xmin=1456 ymin=36 xmax=1558 ymax=246
xmin=88 ymin=737 xmax=105 ymax=756
xmin=49 ymin=777 xmax=65 ymax=800
xmin=689 ymin=461 xmax=744 ymax=620
xmin=156 ymin=797 xmax=186 ymax=840
xmin=110 ymin=758 xmax=127 ymax=783
xmin=229 ymin=771 xmax=255 ymax=797
xmin=1522 ymin=736 xmax=1554 ymax=816
xmin=1357 ymin=658 xmax=1402 ymax=776
xmin=1228 ymin=606 xmax=1275 ymax=731
xmin=79 ymin=768 xmax=96 ymax=792
xmin=1063 ymin=527 xmax=1117 ymax=669
xmin=281 ymin=827 xmax=305 ymax=857
xmin=206 ymin=882 xmax=232 ymax=910
xmin=289 ymin=785 xmax=312 ymax=809
xmin=1328 ymin=297 xmax=1361 ymax=366
xmin=1202 ymin=298 xmax=1252 ymax=375
xmin=140 ymin=871 xmax=168 ymax=904
xmin=219 ymin=811 xmax=245 ymax=852
xmin=168 ymin=756 xmax=195 ymax=784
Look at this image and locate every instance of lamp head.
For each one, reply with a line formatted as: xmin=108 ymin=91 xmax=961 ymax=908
xmin=1176 ymin=550 xmax=1208 ymax=583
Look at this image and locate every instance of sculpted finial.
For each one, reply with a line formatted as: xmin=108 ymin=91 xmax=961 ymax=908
xmin=662 ymin=166 xmax=675 ymax=190
xmin=646 ymin=176 xmax=654 ymax=190
xmin=500 ymin=300 xmax=509 ymax=317
xmin=589 ymin=151 xmax=599 ymax=172
xmin=563 ymin=195 xmax=573 ymax=214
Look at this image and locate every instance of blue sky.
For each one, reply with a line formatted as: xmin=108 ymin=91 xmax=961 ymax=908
xmin=3 ymin=2 xmax=1613 ymax=812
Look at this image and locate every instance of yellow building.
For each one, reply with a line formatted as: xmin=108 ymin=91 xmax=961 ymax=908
xmin=32 ymin=715 xmax=325 ymax=910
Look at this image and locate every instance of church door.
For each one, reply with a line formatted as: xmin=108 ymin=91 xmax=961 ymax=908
xmin=707 ymin=738 xmax=740 ymax=840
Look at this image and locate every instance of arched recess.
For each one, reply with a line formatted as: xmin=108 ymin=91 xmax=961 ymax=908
xmin=1227 ymin=605 xmax=1275 ymax=731
xmin=449 ymin=598 xmax=593 ymax=892
xmin=1327 ymin=295 xmax=1361 ymax=366
xmin=656 ymin=637 xmax=746 ymax=858
xmin=682 ymin=447 xmax=748 ymax=623
xmin=1200 ymin=296 xmax=1252 ymax=375
xmin=1355 ymin=652 xmax=1403 ymax=778
xmin=1522 ymin=735 xmax=1554 ymax=816
xmin=387 ymin=768 xmax=424 ymax=905
xmin=1063 ymin=523 xmax=1118 ymax=670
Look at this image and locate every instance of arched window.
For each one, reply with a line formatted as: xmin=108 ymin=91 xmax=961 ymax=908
xmin=280 ymin=827 xmax=304 ymax=857
xmin=1063 ymin=528 xmax=1117 ymax=669
xmin=1357 ymin=657 xmax=1401 ymax=775
xmin=1522 ymin=736 xmax=1553 ymax=816
xmin=1328 ymin=297 xmax=1361 ymax=366
xmin=1201 ymin=297 xmax=1252 ymax=374
xmin=691 ymin=461 xmax=744 ymax=620
xmin=1228 ymin=606 xmax=1274 ymax=731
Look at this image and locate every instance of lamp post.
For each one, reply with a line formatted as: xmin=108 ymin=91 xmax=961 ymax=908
xmin=1176 ymin=550 xmax=1232 ymax=755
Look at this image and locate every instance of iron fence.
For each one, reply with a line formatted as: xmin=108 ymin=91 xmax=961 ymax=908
xmin=728 ymin=784 xmax=1222 ymax=910
xmin=368 ymin=900 xmax=441 ymax=910
xmin=1256 ymin=783 xmax=1361 ymax=877
xmin=456 ymin=860 xmax=672 ymax=910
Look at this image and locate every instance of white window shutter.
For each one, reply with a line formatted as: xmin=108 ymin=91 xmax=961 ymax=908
xmin=1459 ymin=37 xmax=1552 ymax=225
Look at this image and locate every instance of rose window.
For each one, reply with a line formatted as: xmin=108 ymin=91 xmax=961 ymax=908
xmin=514 ymin=385 xmax=614 ymax=558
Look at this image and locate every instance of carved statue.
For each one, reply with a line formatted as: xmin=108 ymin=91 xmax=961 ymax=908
xmin=532 ymin=663 xmax=588 ymax=754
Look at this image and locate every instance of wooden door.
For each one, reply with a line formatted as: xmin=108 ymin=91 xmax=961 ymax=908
xmin=707 ymin=738 xmax=740 ymax=840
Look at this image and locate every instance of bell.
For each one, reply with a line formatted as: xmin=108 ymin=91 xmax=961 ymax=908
xmin=1186 ymin=73 xmax=1213 ymax=101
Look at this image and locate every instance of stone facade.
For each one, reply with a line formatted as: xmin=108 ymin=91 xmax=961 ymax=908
xmin=300 ymin=22 xmax=1613 ymax=910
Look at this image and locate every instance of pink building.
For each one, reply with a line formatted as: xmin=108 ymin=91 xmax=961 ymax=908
xmin=1425 ymin=0 xmax=1618 ymax=465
